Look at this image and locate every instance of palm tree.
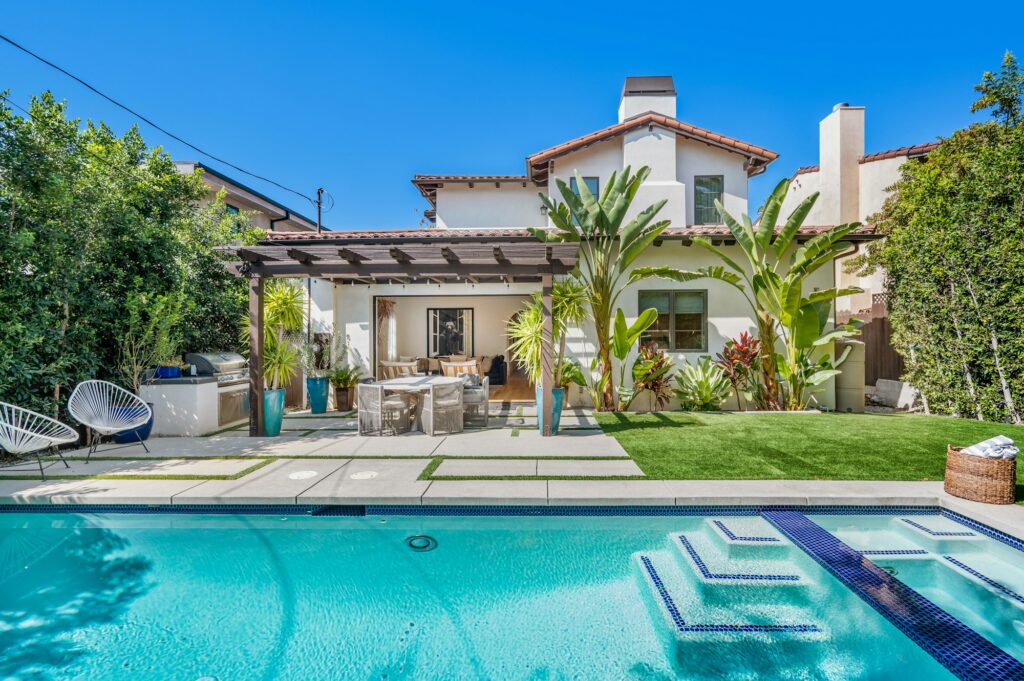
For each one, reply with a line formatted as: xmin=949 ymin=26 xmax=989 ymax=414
xmin=632 ymin=179 xmax=862 ymax=409
xmin=530 ymin=166 xmax=672 ymax=410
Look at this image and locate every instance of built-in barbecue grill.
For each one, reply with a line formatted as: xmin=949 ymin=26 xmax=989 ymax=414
xmin=184 ymin=352 xmax=248 ymax=386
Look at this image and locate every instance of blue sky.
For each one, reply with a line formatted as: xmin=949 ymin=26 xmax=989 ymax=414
xmin=3 ymin=1 xmax=1022 ymax=230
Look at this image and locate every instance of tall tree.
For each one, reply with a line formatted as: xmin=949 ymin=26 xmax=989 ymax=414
xmin=865 ymin=53 xmax=1024 ymax=423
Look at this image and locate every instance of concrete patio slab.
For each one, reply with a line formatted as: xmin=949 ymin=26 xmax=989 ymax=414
xmin=433 ymin=459 xmax=538 ymax=477
xmin=0 ymin=458 xmax=261 ymax=478
xmin=488 ymin=415 xmax=600 ymax=429
xmin=432 ymin=429 xmax=627 ymax=458
xmin=660 ymin=479 xmax=944 ymax=506
xmin=0 ymin=479 xmax=97 ymax=504
xmin=0 ymin=478 xmax=206 ymax=505
xmin=547 ymin=480 xmax=676 ymax=505
xmin=536 ymin=459 xmax=645 ymax=477
xmin=175 ymin=458 xmax=350 ymax=504
xmin=297 ymin=459 xmax=432 ymax=504
xmin=350 ymin=435 xmax=446 ymax=457
xmin=422 ymin=480 xmax=548 ymax=505
xmin=280 ymin=417 xmax=358 ymax=430
xmin=65 ymin=434 xmax=338 ymax=459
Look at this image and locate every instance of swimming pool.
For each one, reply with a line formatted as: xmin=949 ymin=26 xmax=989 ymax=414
xmin=0 ymin=506 xmax=1021 ymax=680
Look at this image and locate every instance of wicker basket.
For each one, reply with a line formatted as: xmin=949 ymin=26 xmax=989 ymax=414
xmin=944 ymin=445 xmax=1017 ymax=505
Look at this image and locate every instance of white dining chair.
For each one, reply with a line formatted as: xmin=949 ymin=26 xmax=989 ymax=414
xmin=463 ymin=376 xmax=490 ymax=427
xmin=68 ymin=380 xmax=152 ymax=461
xmin=0 ymin=402 xmax=78 ymax=480
xmin=357 ymin=384 xmax=411 ymax=436
xmin=422 ymin=382 xmax=463 ymax=436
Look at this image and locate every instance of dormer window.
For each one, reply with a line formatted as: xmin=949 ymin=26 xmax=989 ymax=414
xmin=694 ymin=175 xmax=723 ymax=225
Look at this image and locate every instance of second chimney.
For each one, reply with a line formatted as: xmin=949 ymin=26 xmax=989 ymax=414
xmin=818 ymin=103 xmax=865 ymax=225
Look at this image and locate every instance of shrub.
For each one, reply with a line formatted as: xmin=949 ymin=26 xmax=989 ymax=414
xmin=674 ymin=356 xmax=731 ymax=411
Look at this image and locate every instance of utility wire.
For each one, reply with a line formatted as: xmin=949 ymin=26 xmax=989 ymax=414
xmin=0 ymin=32 xmax=315 ymax=205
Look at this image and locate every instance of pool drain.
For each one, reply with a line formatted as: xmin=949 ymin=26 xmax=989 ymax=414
xmin=406 ymin=535 xmax=438 ymax=552
xmin=880 ymin=565 xmax=899 ymax=577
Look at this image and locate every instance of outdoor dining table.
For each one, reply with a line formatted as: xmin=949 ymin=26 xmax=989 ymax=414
xmin=375 ymin=375 xmax=466 ymax=432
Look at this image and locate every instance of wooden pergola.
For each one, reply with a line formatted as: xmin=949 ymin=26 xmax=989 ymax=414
xmin=232 ymin=239 xmax=580 ymax=437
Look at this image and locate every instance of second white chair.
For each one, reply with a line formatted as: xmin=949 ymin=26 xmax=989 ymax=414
xmin=422 ymin=382 xmax=463 ymax=436
xmin=68 ymin=380 xmax=152 ymax=461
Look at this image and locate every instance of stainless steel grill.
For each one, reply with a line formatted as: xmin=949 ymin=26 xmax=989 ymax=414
xmin=184 ymin=352 xmax=248 ymax=386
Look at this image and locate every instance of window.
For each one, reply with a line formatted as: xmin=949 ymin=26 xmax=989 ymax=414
xmin=637 ymin=290 xmax=707 ymax=351
xmin=225 ymin=204 xmax=240 ymax=215
xmin=694 ymin=175 xmax=724 ymax=225
xmin=428 ymin=308 xmax=474 ymax=356
xmin=569 ymin=176 xmax=600 ymax=198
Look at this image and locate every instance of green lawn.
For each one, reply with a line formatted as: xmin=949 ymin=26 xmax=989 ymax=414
xmin=596 ymin=411 xmax=1023 ymax=495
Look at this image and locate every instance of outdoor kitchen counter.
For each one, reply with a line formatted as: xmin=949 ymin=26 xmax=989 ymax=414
xmin=141 ymin=377 xmax=231 ymax=437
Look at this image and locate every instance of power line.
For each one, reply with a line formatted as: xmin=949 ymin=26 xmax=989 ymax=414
xmin=0 ymin=32 xmax=315 ymax=205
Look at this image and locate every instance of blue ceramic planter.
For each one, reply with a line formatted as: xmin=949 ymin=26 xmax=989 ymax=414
xmin=535 ymin=386 xmax=565 ymax=435
xmin=112 ymin=403 xmax=155 ymax=443
xmin=306 ymin=377 xmax=329 ymax=414
xmin=263 ymin=389 xmax=285 ymax=437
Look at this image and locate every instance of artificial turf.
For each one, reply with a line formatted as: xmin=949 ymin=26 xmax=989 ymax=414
xmin=596 ymin=411 xmax=1023 ymax=495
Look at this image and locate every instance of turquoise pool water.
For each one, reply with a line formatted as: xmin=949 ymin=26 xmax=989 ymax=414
xmin=0 ymin=511 xmax=1000 ymax=680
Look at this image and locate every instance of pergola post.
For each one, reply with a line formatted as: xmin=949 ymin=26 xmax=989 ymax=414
xmin=541 ymin=272 xmax=554 ymax=437
xmin=248 ymin=276 xmax=265 ymax=437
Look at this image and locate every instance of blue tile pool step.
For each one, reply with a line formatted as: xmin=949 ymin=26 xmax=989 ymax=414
xmin=634 ymin=552 xmax=823 ymax=642
xmin=901 ymin=518 xmax=979 ymax=539
xmin=763 ymin=511 xmax=1024 ymax=681
xmin=705 ymin=517 xmax=790 ymax=558
xmin=941 ymin=556 xmax=1024 ymax=609
xmin=671 ymin=534 xmax=804 ymax=586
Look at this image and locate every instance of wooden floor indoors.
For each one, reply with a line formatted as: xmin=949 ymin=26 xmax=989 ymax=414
xmin=489 ymin=367 xmax=533 ymax=402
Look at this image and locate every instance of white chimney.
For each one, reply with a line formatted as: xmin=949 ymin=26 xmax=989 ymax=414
xmin=618 ymin=76 xmax=677 ymax=122
xmin=818 ymin=103 xmax=864 ymax=225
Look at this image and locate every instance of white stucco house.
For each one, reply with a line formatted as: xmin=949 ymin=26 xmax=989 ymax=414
xmin=239 ymin=76 xmax=909 ymax=419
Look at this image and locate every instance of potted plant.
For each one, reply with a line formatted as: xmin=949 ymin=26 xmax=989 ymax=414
xmin=300 ymin=337 xmax=332 ymax=414
xmin=115 ymin=291 xmax=182 ymax=443
xmin=329 ymin=365 xmax=362 ymax=411
xmin=507 ymin=278 xmax=587 ymax=434
xmin=258 ymin=280 xmax=305 ymax=436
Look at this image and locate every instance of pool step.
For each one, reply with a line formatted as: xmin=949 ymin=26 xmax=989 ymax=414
xmin=897 ymin=517 xmax=986 ymax=553
xmin=705 ymin=517 xmax=790 ymax=557
xmin=670 ymin=533 xmax=807 ymax=588
xmin=633 ymin=551 xmax=824 ymax=644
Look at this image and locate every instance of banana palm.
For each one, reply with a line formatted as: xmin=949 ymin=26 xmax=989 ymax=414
xmin=530 ymin=166 xmax=672 ymax=410
xmin=632 ymin=179 xmax=863 ymax=409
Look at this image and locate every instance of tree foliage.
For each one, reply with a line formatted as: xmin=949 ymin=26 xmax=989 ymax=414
xmin=0 ymin=92 xmax=263 ymax=417
xmin=869 ymin=53 xmax=1024 ymax=423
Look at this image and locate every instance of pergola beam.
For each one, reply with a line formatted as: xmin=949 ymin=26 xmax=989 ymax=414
xmin=244 ymin=262 xmax=574 ymax=279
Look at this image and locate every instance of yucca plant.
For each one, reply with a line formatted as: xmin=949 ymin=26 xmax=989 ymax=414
xmin=238 ymin=279 xmax=306 ymax=390
xmin=674 ymin=356 xmax=731 ymax=411
xmin=634 ymin=180 xmax=863 ymax=410
xmin=531 ymin=166 xmax=675 ymax=410
xmin=507 ymin=277 xmax=589 ymax=388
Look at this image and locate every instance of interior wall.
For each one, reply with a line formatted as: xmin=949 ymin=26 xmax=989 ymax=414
xmin=389 ymin=294 xmax=530 ymax=359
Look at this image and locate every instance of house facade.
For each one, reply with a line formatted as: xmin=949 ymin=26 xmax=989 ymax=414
xmin=176 ymin=161 xmax=319 ymax=233
xmin=244 ymin=76 xmax=887 ymax=414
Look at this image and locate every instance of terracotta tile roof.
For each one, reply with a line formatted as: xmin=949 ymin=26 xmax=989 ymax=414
xmin=793 ymin=164 xmax=819 ymax=177
xmin=413 ymin=174 xmax=529 ymax=182
xmin=411 ymin=174 xmax=536 ymax=206
xmin=859 ymin=142 xmax=939 ymax=164
xmin=264 ymin=223 xmax=877 ymax=244
xmin=526 ymin=112 xmax=779 ymax=182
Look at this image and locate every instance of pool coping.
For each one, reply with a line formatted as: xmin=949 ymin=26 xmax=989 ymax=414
xmin=1 ymin=479 xmax=1019 ymax=541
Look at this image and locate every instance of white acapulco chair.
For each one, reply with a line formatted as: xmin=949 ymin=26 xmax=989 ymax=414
xmin=68 ymin=380 xmax=152 ymax=461
xmin=0 ymin=402 xmax=79 ymax=480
